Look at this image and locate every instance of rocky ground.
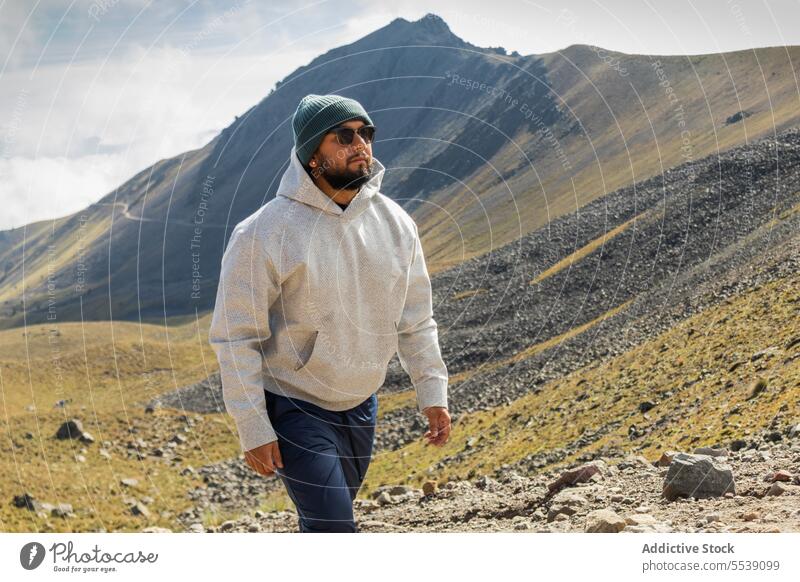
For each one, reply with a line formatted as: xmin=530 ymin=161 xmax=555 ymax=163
xmin=376 ymin=128 xmax=800 ymax=450
xmin=187 ymin=437 xmax=800 ymax=533
xmin=147 ymin=128 xmax=800 ymax=454
xmin=140 ymin=128 xmax=800 ymax=534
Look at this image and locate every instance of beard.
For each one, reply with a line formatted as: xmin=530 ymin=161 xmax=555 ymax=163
xmin=319 ymin=158 xmax=373 ymax=190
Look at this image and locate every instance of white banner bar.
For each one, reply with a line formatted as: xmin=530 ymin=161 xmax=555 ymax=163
xmin=2 ymin=533 xmax=799 ymax=581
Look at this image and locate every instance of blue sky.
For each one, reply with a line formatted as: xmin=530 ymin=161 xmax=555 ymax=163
xmin=2 ymin=0 xmax=800 ymax=230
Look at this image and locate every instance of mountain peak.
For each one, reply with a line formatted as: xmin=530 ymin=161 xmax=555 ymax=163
xmin=378 ymin=13 xmax=470 ymax=47
xmin=408 ymin=13 xmax=452 ymax=34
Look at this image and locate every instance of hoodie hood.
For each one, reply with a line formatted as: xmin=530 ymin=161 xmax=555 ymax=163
xmin=276 ymin=146 xmax=386 ymax=216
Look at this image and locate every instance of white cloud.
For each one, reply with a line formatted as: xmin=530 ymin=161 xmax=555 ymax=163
xmin=0 ymin=153 xmax=134 ymax=229
xmin=0 ymin=1 xmax=371 ymax=231
xmin=0 ymin=45 xmax=305 ymax=230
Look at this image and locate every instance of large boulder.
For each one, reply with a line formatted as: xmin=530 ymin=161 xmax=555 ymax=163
xmin=662 ymin=453 xmax=735 ymax=501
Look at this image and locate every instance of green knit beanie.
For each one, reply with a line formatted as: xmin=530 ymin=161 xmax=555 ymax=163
xmin=292 ymin=94 xmax=374 ymax=165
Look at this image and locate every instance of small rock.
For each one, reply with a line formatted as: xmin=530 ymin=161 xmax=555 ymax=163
xmin=639 ymin=401 xmax=656 ymax=413
xmin=170 ymin=434 xmax=187 ymax=445
xmin=12 ymin=493 xmax=41 ymax=512
xmin=767 ymin=482 xmax=786 ymax=496
xmin=51 ymin=503 xmax=73 ymax=518
xmin=475 ymin=475 xmax=499 ymax=491
xmin=388 ymin=485 xmax=411 ymax=496
xmin=747 ymin=378 xmax=768 ymax=399
xmin=730 ymin=439 xmax=748 ymax=452
xmin=547 ymin=461 xmax=605 ymax=492
xmin=585 ymin=509 xmax=626 ymax=533
xmin=55 ymin=419 xmax=84 ymax=440
xmin=656 ymin=450 xmax=678 ymax=467
xmin=705 ymin=512 xmax=721 ymax=523
xmin=422 ymin=481 xmax=438 ymax=496
xmin=750 ymin=347 xmax=779 ymax=362
xmin=130 ymin=502 xmax=151 ymax=518
xmin=623 ymin=514 xmax=673 ymax=532
xmin=547 ymin=491 xmax=588 ymax=522
xmin=764 ymin=470 xmax=792 ymax=483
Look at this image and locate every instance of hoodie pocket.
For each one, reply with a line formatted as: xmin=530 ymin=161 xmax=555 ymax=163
xmin=293 ymin=330 xmax=320 ymax=371
xmin=295 ymin=324 xmax=398 ymax=391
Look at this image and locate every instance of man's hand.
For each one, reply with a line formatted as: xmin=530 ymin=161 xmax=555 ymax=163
xmin=422 ymin=406 xmax=451 ymax=446
xmin=244 ymin=440 xmax=284 ymax=476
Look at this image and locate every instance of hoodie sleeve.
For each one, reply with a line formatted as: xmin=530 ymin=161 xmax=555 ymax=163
xmin=208 ymin=221 xmax=280 ymax=452
xmin=396 ymin=225 xmax=449 ymax=412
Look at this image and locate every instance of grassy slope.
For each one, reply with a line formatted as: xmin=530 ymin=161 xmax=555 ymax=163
xmin=0 ymin=314 xmax=232 ymax=532
xmin=421 ymin=46 xmax=800 ymax=272
xmin=2 ymin=229 xmax=796 ymax=530
xmin=362 ymin=267 xmax=799 ymax=498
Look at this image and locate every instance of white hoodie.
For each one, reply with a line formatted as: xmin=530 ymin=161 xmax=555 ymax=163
xmin=208 ymin=147 xmax=449 ymax=452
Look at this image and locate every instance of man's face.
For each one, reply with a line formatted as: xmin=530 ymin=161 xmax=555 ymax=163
xmin=309 ymin=119 xmax=374 ymax=191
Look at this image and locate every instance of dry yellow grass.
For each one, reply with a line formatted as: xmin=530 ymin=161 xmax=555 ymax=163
xmin=2 ymin=236 xmax=797 ymax=530
xmin=529 ymin=211 xmax=648 ymax=286
xmin=363 ymin=269 xmax=799 ymax=497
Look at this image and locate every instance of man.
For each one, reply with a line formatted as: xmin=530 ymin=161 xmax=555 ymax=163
xmin=208 ymin=93 xmax=451 ymax=533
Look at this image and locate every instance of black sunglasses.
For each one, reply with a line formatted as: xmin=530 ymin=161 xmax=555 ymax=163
xmin=328 ymin=124 xmax=376 ymax=145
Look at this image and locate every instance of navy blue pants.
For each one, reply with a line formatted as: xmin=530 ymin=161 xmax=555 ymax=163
xmin=265 ymin=389 xmax=378 ymax=533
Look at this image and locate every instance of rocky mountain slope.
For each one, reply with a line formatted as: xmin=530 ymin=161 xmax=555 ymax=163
xmin=2 ymin=14 xmax=799 ymax=329
xmin=149 ymin=126 xmax=800 ymax=452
